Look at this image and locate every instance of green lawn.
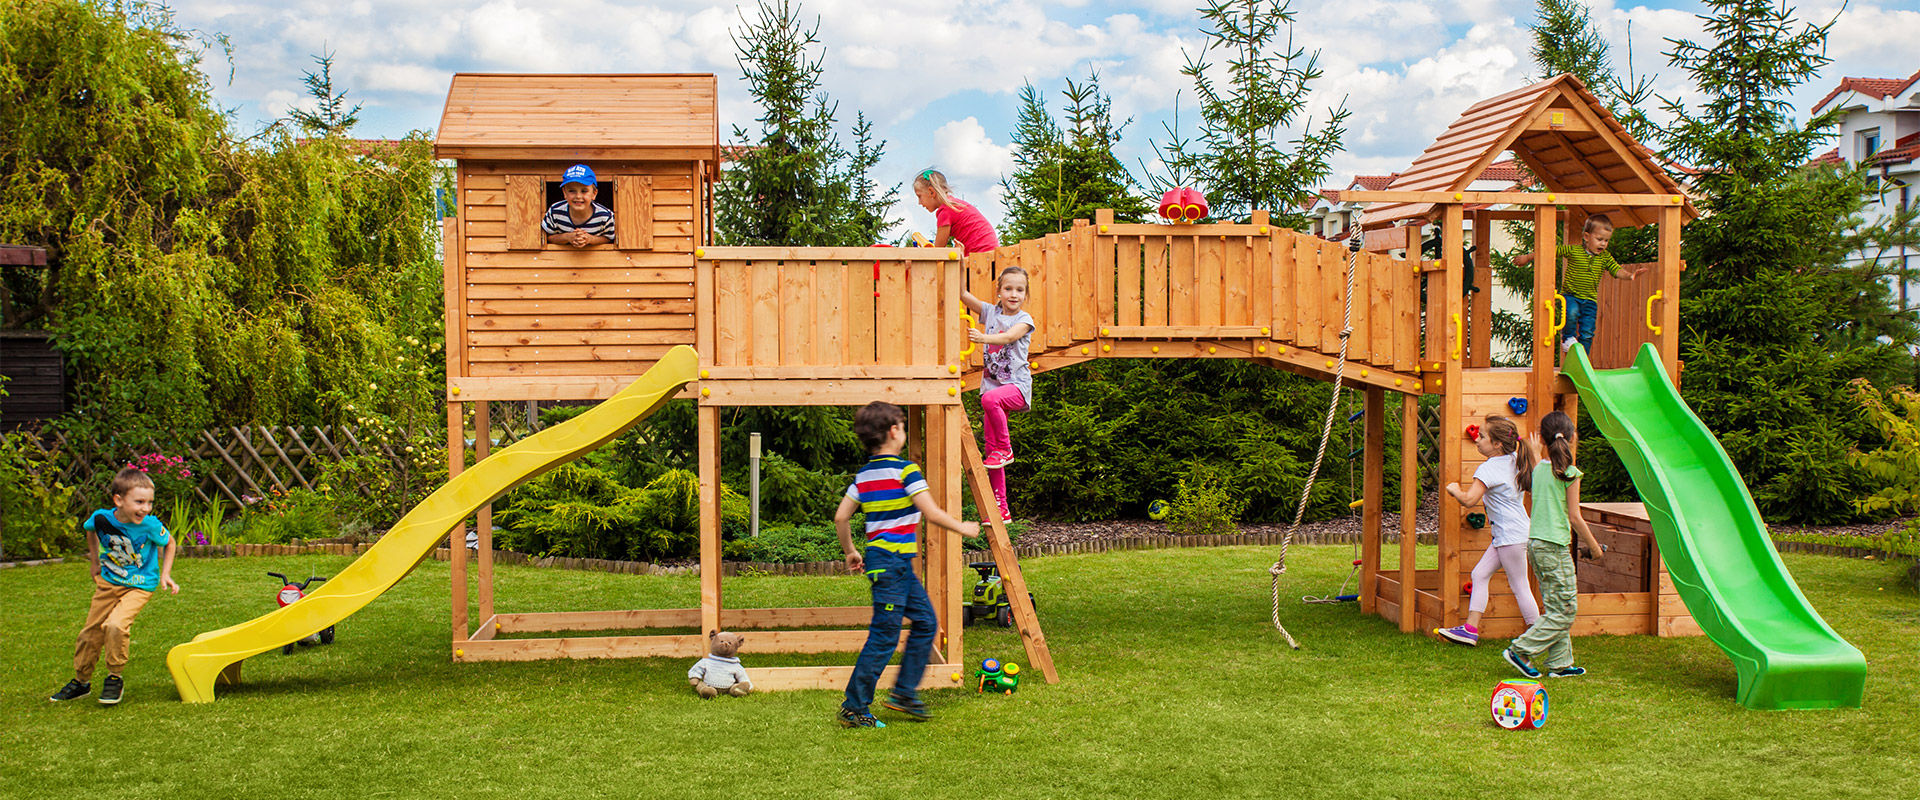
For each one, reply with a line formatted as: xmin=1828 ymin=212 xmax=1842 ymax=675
xmin=2 ymin=545 xmax=1914 ymax=799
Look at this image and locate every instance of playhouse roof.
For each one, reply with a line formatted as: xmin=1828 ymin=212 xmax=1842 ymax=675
xmin=1361 ymin=74 xmax=1697 ymax=229
xmin=434 ymin=74 xmax=720 ymax=164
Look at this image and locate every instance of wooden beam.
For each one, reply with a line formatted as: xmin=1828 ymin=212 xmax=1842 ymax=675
xmin=1531 ymin=204 xmax=1559 ymax=428
xmin=697 ymin=379 xmax=962 ymax=406
xmin=1399 ymin=393 xmax=1418 ymax=632
xmin=694 ymin=246 xmax=963 ymax=262
xmin=1337 ymin=190 xmax=1688 ymax=208
xmin=1361 ymin=387 xmax=1385 ymax=615
xmin=698 ymin=405 xmax=721 ymax=635
xmin=447 ymin=401 xmax=468 ymax=643
xmin=1439 ymin=203 xmax=1465 ymax=628
xmin=1658 ymin=205 xmax=1682 ymax=377
xmin=476 ymin=400 xmax=494 ymax=623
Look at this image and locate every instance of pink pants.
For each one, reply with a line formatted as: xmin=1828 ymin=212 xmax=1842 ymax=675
xmin=980 ymin=385 xmax=1028 ymax=517
xmin=1469 ymin=543 xmax=1539 ymax=624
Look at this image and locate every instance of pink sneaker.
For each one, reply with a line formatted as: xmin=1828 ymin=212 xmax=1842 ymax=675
xmin=982 ymin=450 xmax=1015 ymax=470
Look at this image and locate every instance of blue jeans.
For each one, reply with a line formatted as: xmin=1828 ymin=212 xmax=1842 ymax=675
xmin=842 ymin=547 xmax=937 ymax=713
xmin=1560 ymin=294 xmax=1597 ymax=351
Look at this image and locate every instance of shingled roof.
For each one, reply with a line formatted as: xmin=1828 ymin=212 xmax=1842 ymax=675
xmin=1361 ymin=74 xmax=1696 ymax=229
xmin=435 ymin=74 xmax=720 ymax=164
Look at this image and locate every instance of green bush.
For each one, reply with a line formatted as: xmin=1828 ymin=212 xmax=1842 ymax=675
xmin=723 ymin=524 xmax=843 ymax=563
xmin=0 ymin=432 xmax=81 ymax=559
xmin=237 ymin=488 xmax=339 ymax=543
xmin=1165 ymin=462 xmax=1243 ymax=538
xmin=1847 ymin=379 xmax=1920 ymax=518
xmin=494 ymin=465 xmax=747 ymax=562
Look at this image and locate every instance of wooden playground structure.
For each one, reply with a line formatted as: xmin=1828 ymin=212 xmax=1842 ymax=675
xmin=432 ymin=72 xmax=1703 ymax=691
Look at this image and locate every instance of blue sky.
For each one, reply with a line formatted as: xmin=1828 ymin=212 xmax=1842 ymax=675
xmin=170 ymin=0 xmax=1918 ymax=232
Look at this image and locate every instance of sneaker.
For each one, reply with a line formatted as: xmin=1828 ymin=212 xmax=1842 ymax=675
xmin=48 ymin=679 xmax=90 ymax=702
xmin=1434 ymin=625 xmax=1479 ymax=646
xmin=1559 ymin=338 xmax=1576 ymax=354
xmin=882 ymin=692 xmax=932 ymax=721
xmin=982 ymin=450 xmax=1015 ymax=470
xmin=1502 ymin=647 xmax=1541 ymax=679
xmin=1545 ymin=666 xmax=1587 ymax=678
xmin=98 ymin=675 xmax=123 ymax=705
xmin=836 ymin=708 xmax=886 ymax=728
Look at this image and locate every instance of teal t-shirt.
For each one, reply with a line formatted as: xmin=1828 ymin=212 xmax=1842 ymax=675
xmin=1526 ymin=460 xmax=1584 ymax=546
xmin=85 ymin=509 xmax=170 ymax=591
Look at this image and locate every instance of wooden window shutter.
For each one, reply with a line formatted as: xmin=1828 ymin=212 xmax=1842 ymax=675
xmin=615 ymin=175 xmax=654 ymax=250
xmin=505 ymin=175 xmax=546 ymax=250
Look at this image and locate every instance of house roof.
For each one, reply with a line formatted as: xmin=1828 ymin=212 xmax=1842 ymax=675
xmin=1811 ymin=69 xmax=1920 ymax=114
xmin=1350 ymin=174 xmax=1397 ymax=191
xmin=1870 ymin=132 xmax=1920 ymax=167
xmin=435 ymin=74 xmax=720 ymax=162
xmin=1360 ymin=73 xmax=1697 ymax=229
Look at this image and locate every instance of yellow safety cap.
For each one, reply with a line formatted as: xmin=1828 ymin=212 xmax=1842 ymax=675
xmin=1325 ymin=360 xmax=1335 ymax=368
xmin=948 ymin=251 xmax=960 ymax=260
xmin=1102 ymin=344 xmax=1111 ymax=353
xmin=454 ymin=649 xmax=464 ymax=657
xmin=700 ymin=387 xmax=711 ymax=397
xmin=1258 ymin=345 xmax=1268 ymax=354
xmin=1361 ymin=370 xmax=1369 ymax=377
xmin=1671 ymin=196 xmax=1682 ymax=204
xmin=1101 ymin=328 xmax=1110 ymax=336
xmin=1151 ymin=346 xmax=1160 ymax=353
xmin=450 ymin=386 xmax=461 ymax=396
xmin=1261 ymin=327 xmax=1270 ymax=336
xmin=1209 ymin=346 xmax=1218 ymax=354
xmin=948 ymin=364 xmax=959 ymax=374
xmin=1452 ymin=192 xmax=1463 ymax=201
xmin=1547 ymin=194 xmax=1556 ymax=202
xmin=1081 ymin=346 xmax=1089 ymax=355
xmin=1395 ymin=378 xmax=1404 ymax=386
xmin=695 ymin=248 xmax=705 ymax=258
xmin=948 ymin=387 xmax=958 ymax=396
xmin=700 ymin=370 xmax=710 ymax=379
xmin=1260 ymin=226 xmax=1269 ymax=234
xmin=1099 ymin=225 xmax=1109 ymax=233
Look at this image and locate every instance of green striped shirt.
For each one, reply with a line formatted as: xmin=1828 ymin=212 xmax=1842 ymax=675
xmin=1556 ymin=244 xmax=1620 ymax=301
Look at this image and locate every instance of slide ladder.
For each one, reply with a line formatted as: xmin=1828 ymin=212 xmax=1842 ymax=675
xmin=1564 ymin=344 xmax=1865 ymax=709
xmin=167 ymin=346 xmax=701 ymax=702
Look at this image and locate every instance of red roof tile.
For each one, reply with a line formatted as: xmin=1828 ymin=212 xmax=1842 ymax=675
xmin=1869 ymin=131 xmax=1920 ymax=167
xmin=1807 ymin=147 xmax=1844 ymax=168
xmin=1812 ymin=68 xmax=1920 ymax=114
xmin=1351 ymin=174 xmax=1397 ymax=191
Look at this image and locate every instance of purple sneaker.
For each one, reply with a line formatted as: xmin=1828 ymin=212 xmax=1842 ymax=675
xmin=1435 ymin=625 xmax=1479 ymax=646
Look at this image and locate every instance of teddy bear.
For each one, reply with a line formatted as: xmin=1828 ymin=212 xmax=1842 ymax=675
xmin=688 ymin=630 xmax=752 ymax=698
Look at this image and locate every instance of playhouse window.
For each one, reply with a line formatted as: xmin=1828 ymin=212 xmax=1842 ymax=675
xmin=542 ymin=180 xmax=616 ymax=247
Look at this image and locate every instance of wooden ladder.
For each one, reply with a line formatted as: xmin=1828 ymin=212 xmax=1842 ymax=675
xmin=959 ymin=424 xmax=1059 ymax=683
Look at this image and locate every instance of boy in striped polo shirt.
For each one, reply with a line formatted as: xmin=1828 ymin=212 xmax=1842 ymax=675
xmin=1515 ymin=214 xmax=1646 ymax=354
xmin=542 ymin=163 xmax=615 ymax=247
xmin=833 ymin=401 xmax=980 ymax=728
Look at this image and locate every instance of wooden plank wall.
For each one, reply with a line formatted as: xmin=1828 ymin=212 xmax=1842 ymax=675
xmin=0 ymin=331 xmax=65 ymax=427
xmin=1591 ymin=261 xmax=1660 ymax=370
xmin=705 ymin=256 xmax=956 ymax=372
xmin=459 ymin=161 xmax=700 ymax=379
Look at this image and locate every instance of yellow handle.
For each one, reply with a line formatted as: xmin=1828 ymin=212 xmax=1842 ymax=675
xmin=1451 ymin=312 xmax=1462 ymax=361
xmin=959 ymin=311 xmax=977 ymax=358
xmin=1545 ymin=295 xmax=1567 ymax=345
xmin=1646 ymin=290 xmax=1664 ymax=336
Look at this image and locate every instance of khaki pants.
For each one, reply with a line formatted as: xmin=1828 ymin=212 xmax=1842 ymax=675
xmin=1509 ymin=539 xmax=1578 ymax=671
xmin=72 ymin=576 xmax=153 ymax=682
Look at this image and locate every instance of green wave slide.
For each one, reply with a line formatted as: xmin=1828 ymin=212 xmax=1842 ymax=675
xmin=1564 ymin=343 xmax=1865 ymax=709
xmin=167 ymin=346 xmax=700 ymax=703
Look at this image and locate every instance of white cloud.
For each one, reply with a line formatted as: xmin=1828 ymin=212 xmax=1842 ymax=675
xmin=933 ymin=117 xmax=1013 ymax=180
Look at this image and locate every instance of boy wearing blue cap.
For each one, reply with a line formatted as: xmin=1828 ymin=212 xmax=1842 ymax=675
xmin=543 ymin=163 xmax=616 ymax=247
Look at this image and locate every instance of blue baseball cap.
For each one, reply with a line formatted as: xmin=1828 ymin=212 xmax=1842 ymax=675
xmin=561 ymin=164 xmax=597 ymax=188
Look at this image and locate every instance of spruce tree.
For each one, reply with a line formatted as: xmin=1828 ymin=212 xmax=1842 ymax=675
xmin=1650 ymin=0 xmax=1914 ymax=522
xmin=289 ymin=48 xmax=361 ymax=137
xmin=1151 ymin=0 xmax=1347 ymax=224
xmin=714 ymin=0 xmax=895 ymax=247
xmin=1000 ymin=73 xmax=1151 ymax=243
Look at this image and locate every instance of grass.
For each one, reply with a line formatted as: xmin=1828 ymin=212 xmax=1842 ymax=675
xmin=2 ymin=545 xmax=1915 ymax=800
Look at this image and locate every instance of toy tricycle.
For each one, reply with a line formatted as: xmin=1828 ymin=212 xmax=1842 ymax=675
xmin=268 ymin=571 xmax=335 ymax=655
xmin=964 ymin=561 xmax=1034 ymax=628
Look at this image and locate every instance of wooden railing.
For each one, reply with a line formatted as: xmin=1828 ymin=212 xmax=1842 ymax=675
xmin=960 ymin=212 xmax=1427 ymax=380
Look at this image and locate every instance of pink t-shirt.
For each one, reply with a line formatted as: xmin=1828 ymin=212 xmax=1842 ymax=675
xmin=935 ymin=200 xmax=1000 ymax=255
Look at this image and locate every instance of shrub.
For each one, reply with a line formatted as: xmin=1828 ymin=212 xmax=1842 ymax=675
xmin=237 ymin=487 xmax=339 ymax=543
xmin=0 ymin=431 xmax=80 ymax=559
xmin=1847 ymin=378 xmax=1920 ymax=518
xmin=494 ymin=464 xmax=746 ymax=562
xmin=1165 ymin=462 xmax=1243 ymax=538
xmin=723 ymin=525 xmax=843 ymax=563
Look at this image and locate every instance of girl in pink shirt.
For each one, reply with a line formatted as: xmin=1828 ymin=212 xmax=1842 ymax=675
xmin=914 ymin=170 xmax=999 ymax=255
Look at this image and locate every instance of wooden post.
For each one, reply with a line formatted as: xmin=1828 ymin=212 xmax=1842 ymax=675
xmin=925 ymin=404 xmax=965 ymax=666
xmin=1470 ymin=209 xmax=1493 ymax=368
xmin=1658 ymin=205 xmax=1682 ymax=378
xmin=698 ymin=405 xmax=722 ymax=635
xmin=1531 ymin=203 xmax=1559 ymax=426
xmin=1439 ymin=203 xmax=1466 ymax=628
xmin=1398 ymin=393 xmax=1418 ymax=632
xmin=476 ymin=400 xmax=494 ymax=623
xmin=1360 ymin=387 xmax=1385 ymax=614
xmin=447 ymin=401 xmax=468 ymax=644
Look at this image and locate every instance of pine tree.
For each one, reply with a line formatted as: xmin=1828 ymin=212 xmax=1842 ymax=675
xmin=714 ymin=0 xmax=895 ymax=247
xmin=1000 ymin=73 xmax=1151 ymax=244
xmin=1151 ymin=0 xmax=1347 ymax=224
xmin=1646 ymin=0 xmax=1914 ymax=522
xmin=288 ymin=49 xmax=361 ymax=137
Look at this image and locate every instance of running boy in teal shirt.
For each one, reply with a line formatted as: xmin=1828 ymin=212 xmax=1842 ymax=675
xmin=49 ymin=467 xmax=180 ymax=705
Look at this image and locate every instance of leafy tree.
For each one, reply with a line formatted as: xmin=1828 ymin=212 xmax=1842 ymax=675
xmin=288 ymin=48 xmax=361 ymax=137
xmin=0 ymin=1 xmax=443 ymax=435
xmin=714 ymin=0 xmax=897 ymax=247
xmin=1631 ymin=0 xmax=1916 ymax=522
xmin=1000 ymin=73 xmax=1152 ymax=243
xmin=1150 ymin=0 xmax=1348 ymax=224
xmin=1531 ymin=0 xmax=1657 ymax=141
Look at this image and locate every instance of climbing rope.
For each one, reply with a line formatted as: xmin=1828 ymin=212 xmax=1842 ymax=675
xmin=1270 ymin=226 xmax=1368 ymax=649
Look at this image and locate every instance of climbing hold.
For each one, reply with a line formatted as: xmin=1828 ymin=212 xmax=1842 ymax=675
xmin=1507 ymin=397 xmax=1528 ymax=415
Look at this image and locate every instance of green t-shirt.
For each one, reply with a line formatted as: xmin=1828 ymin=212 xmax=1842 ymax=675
xmin=1556 ymin=243 xmax=1621 ymax=301
xmin=1527 ymin=460 xmax=1584 ymax=546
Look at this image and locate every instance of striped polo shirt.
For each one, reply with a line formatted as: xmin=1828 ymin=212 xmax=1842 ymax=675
xmin=541 ymin=200 xmax=617 ymax=242
xmin=1556 ymin=243 xmax=1621 ymax=301
xmin=845 ymin=454 xmax=928 ymax=556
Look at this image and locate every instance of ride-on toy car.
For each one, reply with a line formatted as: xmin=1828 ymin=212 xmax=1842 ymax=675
xmin=964 ymin=561 xmax=1035 ymax=628
xmin=268 ymin=572 xmax=335 ymax=655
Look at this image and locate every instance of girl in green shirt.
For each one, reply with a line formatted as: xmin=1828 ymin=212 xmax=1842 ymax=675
xmin=1502 ymin=411 xmax=1607 ymax=679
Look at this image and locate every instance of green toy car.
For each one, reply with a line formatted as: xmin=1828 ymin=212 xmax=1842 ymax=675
xmin=965 ymin=561 xmax=1035 ymax=628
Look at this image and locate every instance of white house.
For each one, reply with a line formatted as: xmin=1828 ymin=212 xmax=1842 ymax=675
xmin=1808 ymin=68 xmax=1920 ymax=309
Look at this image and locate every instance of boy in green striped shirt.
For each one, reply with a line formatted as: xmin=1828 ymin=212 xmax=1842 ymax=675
xmin=1515 ymin=215 xmax=1647 ymax=355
